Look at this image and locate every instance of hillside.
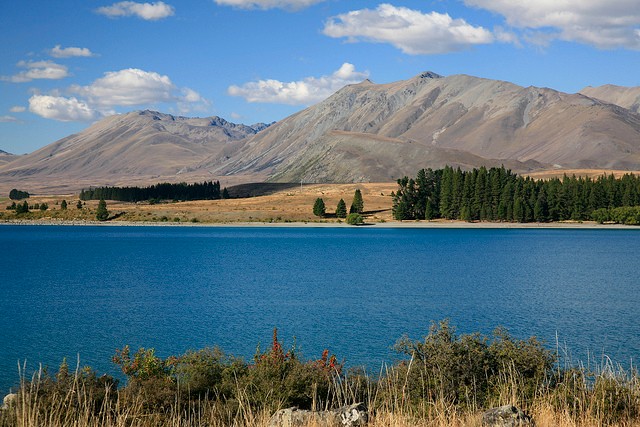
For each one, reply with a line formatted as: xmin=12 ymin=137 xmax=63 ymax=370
xmin=199 ymin=72 xmax=640 ymax=183
xmin=0 ymin=150 xmax=16 ymax=166
xmin=580 ymin=85 xmax=640 ymax=114
xmin=0 ymin=111 xmax=268 ymax=193
xmin=2 ymin=72 xmax=640 ymax=194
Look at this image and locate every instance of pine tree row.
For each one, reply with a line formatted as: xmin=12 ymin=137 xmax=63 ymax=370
xmin=392 ymin=166 xmax=640 ymax=223
xmin=79 ymin=181 xmax=228 ymax=202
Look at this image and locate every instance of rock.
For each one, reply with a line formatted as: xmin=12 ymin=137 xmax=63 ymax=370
xmin=482 ymin=405 xmax=534 ymax=426
xmin=268 ymin=403 xmax=368 ymax=427
xmin=2 ymin=393 xmax=17 ymax=410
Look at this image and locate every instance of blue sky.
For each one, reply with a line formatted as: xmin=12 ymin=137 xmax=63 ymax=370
xmin=1 ymin=0 xmax=639 ymax=154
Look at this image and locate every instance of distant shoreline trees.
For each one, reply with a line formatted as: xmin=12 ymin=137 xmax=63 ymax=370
xmin=392 ymin=166 xmax=640 ymax=223
xmin=80 ymin=181 xmax=227 ymax=202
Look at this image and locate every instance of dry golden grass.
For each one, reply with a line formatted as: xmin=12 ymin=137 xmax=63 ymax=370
xmin=0 ymin=183 xmax=398 ymax=224
xmin=2 ymin=168 xmax=640 ymax=225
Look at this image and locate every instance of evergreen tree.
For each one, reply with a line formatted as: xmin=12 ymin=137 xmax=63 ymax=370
xmin=513 ymin=196 xmax=525 ymax=222
xmin=439 ymin=166 xmax=454 ymax=219
xmin=60 ymin=199 xmax=68 ymax=210
xmin=393 ymin=198 xmax=410 ymax=220
xmin=313 ymin=198 xmax=326 ymax=217
xmin=336 ymin=199 xmax=347 ymax=218
xmin=424 ymin=200 xmax=436 ymax=220
xmin=222 ymin=188 xmax=230 ymax=199
xmin=96 ymin=199 xmax=109 ymax=221
xmin=9 ymin=189 xmax=30 ymax=200
xmin=76 ymin=200 xmax=83 ymax=209
xmin=15 ymin=201 xmax=29 ymax=214
xmin=534 ymin=187 xmax=549 ymax=222
xmin=350 ymin=189 xmax=364 ymax=214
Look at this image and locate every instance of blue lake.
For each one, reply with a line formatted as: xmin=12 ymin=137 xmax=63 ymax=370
xmin=1 ymin=225 xmax=639 ymax=394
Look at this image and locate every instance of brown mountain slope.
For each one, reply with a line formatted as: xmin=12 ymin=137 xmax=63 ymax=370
xmin=200 ymin=72 xmax=640 ymax=182
xmin=580 ymin=85 xmax=640 ymax=114
xmin=2 ymin=73 xmax=640 ymax=194
xmin=0 ymin=150 xmax=16 ymax=167
xmin=0 ymin=111 xmax=267 ymax=193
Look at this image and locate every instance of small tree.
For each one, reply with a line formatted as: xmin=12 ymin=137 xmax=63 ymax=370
xmin=350 ymin=189 xmax=364 ymax=214
xmin=96 ymin=199 xmax=109 ymax=221
xmin=9 ymin=189 xmax=29 ymax=200
xmin=39 ymin=203 xmax=48 ymax=211
xmin=60 ymin=200 xmax=67 ymax=210
xmin=313 ymin=198 xmax=326 ymax=217
xmin=15 ymin=201 xmax=29 ymax=214
xmin=222 ymin=188 xmax=230 ymax=199
xmin=336 ymin=199 xmax=347 ymax=218
xmin=76 ymin=200 xmax=83 ymax=209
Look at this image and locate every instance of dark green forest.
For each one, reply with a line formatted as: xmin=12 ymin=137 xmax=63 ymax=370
xmin=392 ymin=166 xmax=640 ymax=224
xmin=79 ymin=181 xmax=226 ymax=202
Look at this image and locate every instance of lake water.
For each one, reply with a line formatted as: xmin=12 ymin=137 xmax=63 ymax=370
xmin=1 ymin=225 xmax=639 ymax=394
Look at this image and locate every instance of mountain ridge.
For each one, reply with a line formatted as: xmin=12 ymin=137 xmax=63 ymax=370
xmin=197 ymin=72 xmax=640 ymax=182
xmin=1 ymin=72 xmax=640 ymax=193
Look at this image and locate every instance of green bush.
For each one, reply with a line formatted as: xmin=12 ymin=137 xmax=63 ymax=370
xmin=346 ymin=213 xmax=364 ymax=225
xmin=112 ymin=346 xmax=177 ymax=411
xmin=592 ymin=206 xmax=640 ymax=225
xmin=390 ymin=320 xmax=554 ymax=410
xmin=242 ymin=328 xmax=341 ymax=411
xmin=174 ymin=347 xmax=245 ymax=399
xmin=20 ymin=359 xmax=118 ymax=418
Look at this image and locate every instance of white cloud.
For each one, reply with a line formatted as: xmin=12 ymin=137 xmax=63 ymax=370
xmin=50 ymin=45 xmax=95 ymax=58
xmin=213 ymin=0 xmax=324 ymax=10
xmin=228 ymin=62 xmax=368 ymax=105
xmin=0 ymin=115 xmax=20 ymax=123
xmin=464 ymin=0 xmax=640 ymax=49
xmin=10 ymin=106 xmax=26 ymax=113
xmin=96 ymin=1 xmax=175 ymax=20
xmin=1 ymin=60 xmax=69 ymax=83
xmin=323 ymin=4 xmax=494 ymax=55
xmin=178 ymin=87 xmax=212 ymax=113
xmin=29 ymin=68 xmax=210 ymax=121
xmin=70 ymin=68 xmax=177 ymax=107
xmin=28 ymin=95 xmax=100 ymax=122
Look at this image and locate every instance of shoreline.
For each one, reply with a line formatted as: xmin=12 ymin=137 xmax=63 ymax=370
xmin=0 ymin=218 xmax=637 ymax=229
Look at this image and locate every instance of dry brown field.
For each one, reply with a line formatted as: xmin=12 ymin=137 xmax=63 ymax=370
xmin=0 ymin=183 xmax=398 ymax=224
xmin=3 ymin=168 xmax=640 ymax=226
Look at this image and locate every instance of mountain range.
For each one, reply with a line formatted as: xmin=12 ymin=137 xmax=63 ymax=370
xmin=1 ymin=72 xmax=639 ymax=194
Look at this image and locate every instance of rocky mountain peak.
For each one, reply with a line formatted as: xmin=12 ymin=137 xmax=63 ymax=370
xmin=418 ymin=71 xmax=443 ymax=79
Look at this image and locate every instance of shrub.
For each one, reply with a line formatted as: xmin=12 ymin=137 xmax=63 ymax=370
xmin=174 ymin=347 xmax=245 ymax=399
xmin=19 ymin=359 xmax=118 ymax=418
xmin=346 ymin=213 xmax=364 ymax=225
xmin=112 ymin=346 xmax=176 ymax=411
xmin=15 ymin=201 xmax=29 ymax=214
xmin=243 ymin=328 xmax=341 ymax=411
xmin=391 ymin=320 xmax=554 ymax=410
